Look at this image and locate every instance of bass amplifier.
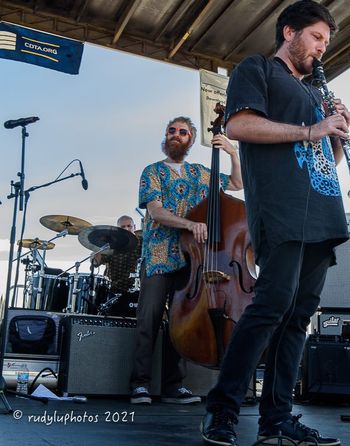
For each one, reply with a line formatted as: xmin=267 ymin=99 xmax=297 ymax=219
xmin=318 ymin=312 xmax=350 ymax=336
xmin=303 ymin=335 xmax=350 ymax=396
xmin=58 ymin=315 xmax=163 ymax=396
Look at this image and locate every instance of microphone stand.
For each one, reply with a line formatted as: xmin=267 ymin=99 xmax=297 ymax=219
xmin=0 ymin=144 xmax=84 ymax=413
xmin=26 ymin=172 xmax=83 ymax=193
xmin=0 ymin=125 xmax=41 ymax=413
xmin=11 ymin=172 xmax=83 ymax=304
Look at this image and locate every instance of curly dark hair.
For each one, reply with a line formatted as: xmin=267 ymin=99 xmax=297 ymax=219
xmin=275 ymin=0 xmax=337 ymax=50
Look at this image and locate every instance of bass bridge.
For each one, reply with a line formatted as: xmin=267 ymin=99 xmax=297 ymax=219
xmin=203 ymin=270 xmax=231 ymax=284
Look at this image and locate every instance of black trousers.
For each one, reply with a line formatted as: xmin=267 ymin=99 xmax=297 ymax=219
xmin=206 ymin=240 xmax=334 ymax=425
xmin=130 ymin=263 xmax=186 ymax=394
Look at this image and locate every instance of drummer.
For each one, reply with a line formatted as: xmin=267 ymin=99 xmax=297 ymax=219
xmin=92 ymin=215 xmax=141 ymax=294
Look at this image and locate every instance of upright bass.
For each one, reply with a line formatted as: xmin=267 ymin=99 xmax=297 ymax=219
xmin=169 ymin=103 xmax=256 ymax=368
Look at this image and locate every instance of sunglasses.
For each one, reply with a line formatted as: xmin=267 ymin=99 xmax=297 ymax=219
xmin=167 ymin=127 xmax=191 ymax=137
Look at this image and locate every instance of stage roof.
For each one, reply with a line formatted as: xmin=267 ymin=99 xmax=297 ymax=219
xmin=1 ymin=0 xmax=350 ymax=80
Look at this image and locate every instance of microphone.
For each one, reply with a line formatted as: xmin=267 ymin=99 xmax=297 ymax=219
xmin=78 ymin=160 xmax=88 ymax=190
xmin=4 ymin=116 xmax=39 ymax=129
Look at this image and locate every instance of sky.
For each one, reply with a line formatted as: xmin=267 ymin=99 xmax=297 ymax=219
xmin=0 ymin=40 xmax=349 ymax=301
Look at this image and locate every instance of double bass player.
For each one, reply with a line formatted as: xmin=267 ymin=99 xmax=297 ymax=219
xmin=129 ymin=116 xmax=242 ymax=404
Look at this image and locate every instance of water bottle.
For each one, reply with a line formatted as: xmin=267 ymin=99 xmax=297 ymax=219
xmin=16 ymin=364 xmax=29 ymax=396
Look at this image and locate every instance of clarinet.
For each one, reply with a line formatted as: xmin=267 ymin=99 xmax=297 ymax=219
xmin=312 ymin=58 xmax=350 ymax=174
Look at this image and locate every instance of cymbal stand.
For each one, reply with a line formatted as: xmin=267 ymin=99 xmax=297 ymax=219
xmin=128 ymin=257 xmax=142 ymax=293
xmin=67 ymin=261 xmax=80 ymax=313
xmin=88 ymin=260 xmax=97 ymax=314
xmin=58 ymin=243 xmax=110 ymax=313
xmin=22 ymin=230 xmax=69 ymax=309
xmin=22 ymin=253 xmax=36 ymax=308
xmin=35 ymin=241 xmax=48 ymax=310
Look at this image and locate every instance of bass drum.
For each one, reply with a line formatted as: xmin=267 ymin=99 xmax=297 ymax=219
xmin=69 ymin=273 xmax=111 ymax=314
xmin=31 ymin=273 xmax=69 ymax=312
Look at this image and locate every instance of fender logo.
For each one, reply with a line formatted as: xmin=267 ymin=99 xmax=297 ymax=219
xmin=77 ymin=330 xmax=95 ymax=341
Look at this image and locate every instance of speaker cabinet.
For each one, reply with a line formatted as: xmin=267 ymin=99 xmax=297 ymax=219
xmin=58 ymin=315 xmax=163 ymax=396
xmin=2 ymin=308 xmax=63 ymax=358
xmin=303 ymin=335 xmax=350 ymax=396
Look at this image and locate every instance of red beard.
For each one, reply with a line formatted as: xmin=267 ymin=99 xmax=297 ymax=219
xmin=163 ymin=137 xmax=190 ymax=161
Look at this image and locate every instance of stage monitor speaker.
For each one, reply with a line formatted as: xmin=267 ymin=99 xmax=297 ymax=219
xmin=303 ymin=335 xmax=350 ymax=396
xmin=58 ymin=315 xmax=163 ymax=396
xmin=2 ymin=308 xmax=63 ymax=358
xmin=320 ymin=216 xmax=350 ymax=309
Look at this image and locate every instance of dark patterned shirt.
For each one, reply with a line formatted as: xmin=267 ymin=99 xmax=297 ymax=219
xmin=101 ymin=239 xmax=141 ymax=292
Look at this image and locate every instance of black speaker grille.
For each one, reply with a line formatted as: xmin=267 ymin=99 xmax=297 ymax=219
xmin=68 ymin=315 xmax=137 ymax=328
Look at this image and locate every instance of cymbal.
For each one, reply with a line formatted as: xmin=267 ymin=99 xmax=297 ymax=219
xmin=134 ymin=229 xmax=143 ymax=238
xmin=18 ymin=239 xmax=55 ymax=250
xmin=40 ymin=215 xmax=92 ymax=235
xmin=78 ymin=225 xmax=138 ymax=255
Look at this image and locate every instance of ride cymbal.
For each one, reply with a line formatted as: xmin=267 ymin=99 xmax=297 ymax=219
xmin=18 ymin=239 xmax=55 ymax=250
xmin=78 ymin=225 xmax=138 ymax=255
xmin=40 ymin=215 xmax=92 ymax=235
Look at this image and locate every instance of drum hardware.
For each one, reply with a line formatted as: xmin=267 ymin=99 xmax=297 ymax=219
xmin=22 ymin=256 xmax=34 ymax=309
xmin=97 ymin=293 xmax=122 ymax=316
xmin=57 ymin=243 xmax=110 ymax=313
xmin=78 ymin=225 xmax=138 ymax=256
xmin=17 ymin=238 xmax=55 ymax=250
xmin=68 ymin=272 xmax=111 ymax=314
xmin=128 ymin=257 xmax=142 ymax=293
xmin=20 ymin=230 xmax=69 ymax=310
xmin=68 ymin=262 xmax=80 ymax=314
xmin=40 ymin=214 xmax=92 ymax=235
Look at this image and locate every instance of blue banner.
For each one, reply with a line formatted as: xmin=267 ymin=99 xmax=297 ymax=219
xmin=0 ymin=22 xmax=84 ymax=74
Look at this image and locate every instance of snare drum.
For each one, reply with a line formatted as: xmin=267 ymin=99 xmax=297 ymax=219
xmin=68 ymin=273 xmax=111 ymax=314
xmin=31 ymin=273 xmax=69 ymax=312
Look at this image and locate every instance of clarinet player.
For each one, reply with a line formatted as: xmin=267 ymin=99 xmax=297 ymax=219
xmin=201 ymin=1 xmax=349 ymax=445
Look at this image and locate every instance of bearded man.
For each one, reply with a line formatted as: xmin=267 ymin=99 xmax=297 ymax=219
xmin=130 ymin=116 xmax=242 ymax=404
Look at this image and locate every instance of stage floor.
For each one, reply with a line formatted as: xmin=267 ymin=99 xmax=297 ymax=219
xmin=1 ymin=395 xmax=349 ymax=446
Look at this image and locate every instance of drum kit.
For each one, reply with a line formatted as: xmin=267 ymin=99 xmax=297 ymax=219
xmin=19 ymin=215 xmax=141 ymax=317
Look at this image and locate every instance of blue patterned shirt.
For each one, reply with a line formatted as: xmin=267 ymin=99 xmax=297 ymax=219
xmin=139 ymin=160 xmax=229 ymax=277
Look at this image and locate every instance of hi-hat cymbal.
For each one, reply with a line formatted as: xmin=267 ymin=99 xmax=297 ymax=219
xmin=40 ymin=215 xmax=92 ymax=235
xmin=18 ymin=239 xmax=55 ymax=250
xmin=78 ymin=225 xmax=138 ymax=255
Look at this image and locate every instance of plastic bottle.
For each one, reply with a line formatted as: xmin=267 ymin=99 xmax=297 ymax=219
xmin=16 ymin=364 xmax=29 ymax=396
